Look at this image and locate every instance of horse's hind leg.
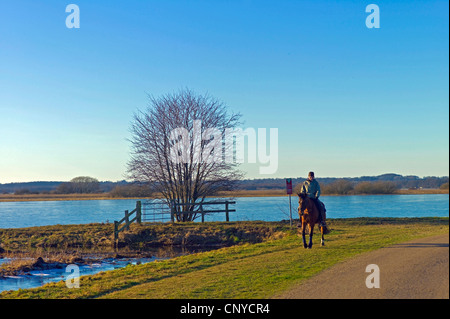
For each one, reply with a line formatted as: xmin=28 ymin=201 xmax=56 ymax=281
xmin=320 ymin=227 xmax=325 ymax=246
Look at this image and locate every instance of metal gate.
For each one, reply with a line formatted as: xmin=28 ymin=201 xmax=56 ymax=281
xmin=141 ymin=199 xmax=172 ymax=222
xmin=141 ymin=199 xmax=236 ymax=222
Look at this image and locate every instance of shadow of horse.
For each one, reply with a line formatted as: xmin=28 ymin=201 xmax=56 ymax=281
xmin=297 ymin=193 xmax=326 ymax=249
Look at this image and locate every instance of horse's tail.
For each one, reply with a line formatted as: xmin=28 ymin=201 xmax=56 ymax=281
xmin=321 ymin=225 xmax=330 ymax=235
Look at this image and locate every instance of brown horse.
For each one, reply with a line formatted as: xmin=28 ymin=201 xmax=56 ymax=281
xmin=297 ymin=193 xmax=325 ymax=248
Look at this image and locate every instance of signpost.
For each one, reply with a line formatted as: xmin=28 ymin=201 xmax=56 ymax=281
xmin=286 ymin=178 xmax=293 ymax=226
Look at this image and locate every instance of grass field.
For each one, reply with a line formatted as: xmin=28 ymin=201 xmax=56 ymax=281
xmin=0 ymin=218 xmax=447 ymax=299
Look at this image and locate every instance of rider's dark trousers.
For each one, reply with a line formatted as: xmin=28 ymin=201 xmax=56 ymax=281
xmin=312 ymin=198 xmax=326 ymax=223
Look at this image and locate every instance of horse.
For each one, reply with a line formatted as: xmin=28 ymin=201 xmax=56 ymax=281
xmin=297 ymin=193 xmax=325 ymax=248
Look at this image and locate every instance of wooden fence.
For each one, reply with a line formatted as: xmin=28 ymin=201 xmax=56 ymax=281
xmin=114 ymin=200 xmax=236 ymax=247
xmin=113 ymin=201 xmax=141 ymax=247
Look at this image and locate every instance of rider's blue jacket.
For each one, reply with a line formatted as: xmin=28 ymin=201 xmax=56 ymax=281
xmin=301 ymin=179 xmax=321 ymax=199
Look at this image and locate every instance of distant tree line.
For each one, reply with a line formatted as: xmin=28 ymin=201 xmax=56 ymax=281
xmin=236 ymin=174 xmax=449 ymax=191
xmin=13 ymin=188 xmax=40 ymax=195
xmin=55 ymin=176 xmax=101 ymax=194
xmin=109 ymin=183 xmax=153 ymax=198
xmin=1 ymin=173 xmax=448 ymax=196
xmin=292 ymin=180 xmax=399 ymax=195
xmin=320 ymin=180 xmax=399 ymax=195
xmin=0 ymin=178 xmax=126 ymax=195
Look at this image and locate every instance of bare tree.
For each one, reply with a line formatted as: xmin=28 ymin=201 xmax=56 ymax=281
xmin=127 ymin=89 xmax=243 ymax=221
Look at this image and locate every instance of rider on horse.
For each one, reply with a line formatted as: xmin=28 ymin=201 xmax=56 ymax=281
xmin=300 ymin=171 xmax=328 ymax=230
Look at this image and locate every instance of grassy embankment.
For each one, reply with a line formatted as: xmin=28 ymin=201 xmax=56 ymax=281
xmin=0 ymin=218 xmax=448 ymax=299
xmin=0 ymin=188 xmax=447 ymax=202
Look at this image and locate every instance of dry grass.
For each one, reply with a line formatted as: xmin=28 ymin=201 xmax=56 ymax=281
xmin=0 ymin=188 xmax=446 ymax=203
xmin=217 ymin=189 xmax=287 ymax=197
xmin=395 ymin=188 xmax=449 ymax=195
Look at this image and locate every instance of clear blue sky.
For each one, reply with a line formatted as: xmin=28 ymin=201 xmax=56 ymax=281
xmin=0 ymin=0 xmax=448 ymax=183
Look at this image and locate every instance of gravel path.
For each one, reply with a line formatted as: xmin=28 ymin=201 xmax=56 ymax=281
xmin=276 ymin=233 xmax=449 ymax=299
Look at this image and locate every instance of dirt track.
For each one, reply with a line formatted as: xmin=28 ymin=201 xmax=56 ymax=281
xmin=277 ymin=234 xmax=449 ymax=299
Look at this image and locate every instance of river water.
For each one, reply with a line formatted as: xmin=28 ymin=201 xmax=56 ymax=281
xmin=0 ymin=256 xmax=157 ymax=293
xmin=0 ymin=194 xmax=448 ymax=229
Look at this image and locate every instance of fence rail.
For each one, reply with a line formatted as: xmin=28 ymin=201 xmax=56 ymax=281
xmin=170 ymin=200 xmax=236 ymax=222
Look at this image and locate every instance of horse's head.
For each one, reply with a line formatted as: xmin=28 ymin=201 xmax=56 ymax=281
xmin=297 ymin=193 xmax=308 ymax=214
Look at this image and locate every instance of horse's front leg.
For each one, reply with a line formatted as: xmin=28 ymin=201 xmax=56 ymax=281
xmin=308 ymin=224 xmax=314 ymax=249
xmin=301 ymin=221 xmax=308 ymax=249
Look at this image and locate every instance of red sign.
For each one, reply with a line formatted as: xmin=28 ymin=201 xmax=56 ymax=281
xmin=286 ymin=178 xmax=293 ymax=195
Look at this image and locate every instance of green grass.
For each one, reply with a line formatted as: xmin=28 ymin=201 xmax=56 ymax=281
xmin=0 ymin=218 xmax=448 ymax=299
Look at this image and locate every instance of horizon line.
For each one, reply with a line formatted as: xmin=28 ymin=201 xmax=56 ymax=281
xmin=1 ymin=173 xmax=449 ymax=185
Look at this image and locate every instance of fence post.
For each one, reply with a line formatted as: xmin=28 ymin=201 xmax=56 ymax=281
xmin=136 ymin=201 xmax=142 ymax=224
xmin=124 ymin=210 xmax=129 ymax=230
xmin=170 ymin=200 xmax=175 ymax=223
xmin=225 ymin=201 xmax=229 ymax=222
xmin=200 ymin=204 xmax=204 ymax=223
xmin=114 ymin=221 xmax=118 ymax=248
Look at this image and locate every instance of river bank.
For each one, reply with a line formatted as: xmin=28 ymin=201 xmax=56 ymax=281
xmin=0 ymin=188 xmax=447 ymax=202
xmin=0 ymin=221 xmax=288 ymax=278
xmin=0 ymin=218 xmax=447 ymax=299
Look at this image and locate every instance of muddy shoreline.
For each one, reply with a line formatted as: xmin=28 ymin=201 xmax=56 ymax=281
xmin=0 ymin=250 xmax=155 ymax=278
xmin=0 ymin=244 xmax=226 ymax=278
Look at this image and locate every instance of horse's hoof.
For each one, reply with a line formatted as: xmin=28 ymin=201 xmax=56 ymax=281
xmin=303 ymin=245 xmax=308 ymax=249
